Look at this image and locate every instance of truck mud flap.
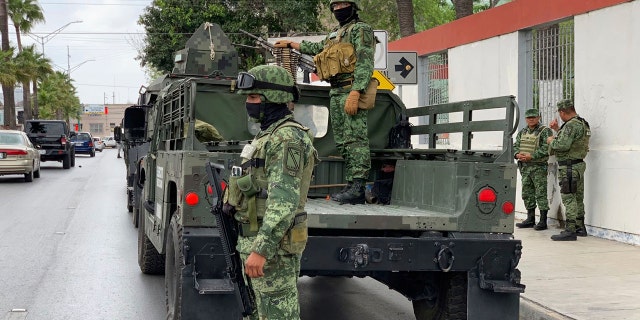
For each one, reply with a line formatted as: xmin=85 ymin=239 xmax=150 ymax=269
xmin=180 ymin=227 xmax=244 ymax=319
xmin=467 ymin=271 xmax=521 ymax=320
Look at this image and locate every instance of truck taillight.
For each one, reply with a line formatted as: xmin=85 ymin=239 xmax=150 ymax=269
xmin=477 ymin=186 xmax=497 ymax=214
xmin=60 ymin=136 xmax=67 ymax=145
xmin=185 ymin=192 xmax=199 ymax=206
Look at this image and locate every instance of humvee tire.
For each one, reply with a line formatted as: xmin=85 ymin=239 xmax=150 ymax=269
xmin=165 ymin=214 xmax=184 ymax=319
xmin=412 ymin=272 xmax=468 ymax=320
xmin=137 ymin=196 xmax=165 ymax=274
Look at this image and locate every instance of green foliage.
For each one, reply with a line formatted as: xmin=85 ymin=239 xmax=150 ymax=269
xmin=138 ymin=0 xmax=322 ymax=73
xmin=7 ymin=0 xmax=45 ymax=34
xmin=38 ymin=71 xmax=81 ymax=121
xmin=0 ymin=48 xmax=18 ymax=86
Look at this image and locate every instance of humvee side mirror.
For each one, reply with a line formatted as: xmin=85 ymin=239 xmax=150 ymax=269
xmin=114 ymin=126 xmax=122 ymax=142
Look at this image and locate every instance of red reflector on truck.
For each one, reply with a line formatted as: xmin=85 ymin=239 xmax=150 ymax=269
xmin=185 ymin=192 xmax=199 ymax=206
xmin=502 ymin=201 xmax=514 ymax=214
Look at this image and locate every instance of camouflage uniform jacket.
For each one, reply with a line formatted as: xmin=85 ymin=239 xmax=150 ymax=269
xmin=237 ymin=115 xmax=316 ymax=259
xmin=300 ymin=20 xmax=375 ymax=92
xmin=549 ymin=115 xmax=591 ymax=161
xmin=513 ymin=124 xmax=553 ymax=163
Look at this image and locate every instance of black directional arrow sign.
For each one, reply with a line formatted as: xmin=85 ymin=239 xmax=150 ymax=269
xmin=395 ymin=57 xmax=414 ymax=78
xmin=387 ymin=51 xmax=418 ymax=84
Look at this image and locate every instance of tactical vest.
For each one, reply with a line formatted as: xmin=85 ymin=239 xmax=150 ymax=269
xmin=519 ymin=125 xmax=549 ymax=163
xmin=313 ymin=22 xmax=359 ymax=81
xmin=556 ymin=116 xmax=591 ymax=161
xmin=229 ymin=118 xmax=315 ymax=246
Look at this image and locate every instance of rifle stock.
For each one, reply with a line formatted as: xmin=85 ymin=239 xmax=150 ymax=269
xmin=205 ymin=162 xmax=256 ymax=317
xmin=239 ymin=29 xmax=316 ymax=74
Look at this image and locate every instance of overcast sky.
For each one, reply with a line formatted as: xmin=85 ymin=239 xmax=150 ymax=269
xmin=13 ymin=0 xmax=151 ymax=105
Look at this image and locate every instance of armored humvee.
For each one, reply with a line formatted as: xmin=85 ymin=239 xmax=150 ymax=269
xmin=130 ymin=23 xmax=525 ymax=320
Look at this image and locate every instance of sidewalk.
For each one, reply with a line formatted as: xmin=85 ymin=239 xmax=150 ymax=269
xmin=515 ymin=223 xmax=640 ymax=320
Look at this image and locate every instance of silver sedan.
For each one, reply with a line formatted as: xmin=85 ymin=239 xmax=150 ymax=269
xmin=0 ymin=130 xmax=41 ymax=182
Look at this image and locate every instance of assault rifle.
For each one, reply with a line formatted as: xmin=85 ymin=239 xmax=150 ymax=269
xmin=239 ymin=29 xmax=316 ymax=74
xmin=205 ymin=162 xmax=256 ymax=317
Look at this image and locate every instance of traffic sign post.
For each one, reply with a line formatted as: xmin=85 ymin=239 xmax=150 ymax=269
xmin=387 ymin=51 xmax=418 ymax=85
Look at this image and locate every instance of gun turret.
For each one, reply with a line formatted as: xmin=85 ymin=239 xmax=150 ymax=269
xmin=239 ymin=29 xmax=316 ymax=78
xmin=172 ymin=23 xmax=239 ymax=77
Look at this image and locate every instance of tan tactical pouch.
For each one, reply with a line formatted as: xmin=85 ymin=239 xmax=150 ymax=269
xmin=279 ymin=212 xmax=308 ymax=255
xmin=313 ymin=43 xmax=356 ymax=81
xmin=358 ymin=78 xmax=379 ymax=110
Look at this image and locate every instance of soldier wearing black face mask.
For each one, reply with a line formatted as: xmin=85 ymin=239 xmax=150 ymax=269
xmin=275 ymin=0 xmax=377 ymax=205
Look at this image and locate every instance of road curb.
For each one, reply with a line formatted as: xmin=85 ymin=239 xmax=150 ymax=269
xmin=520 ymin=296 xmax=575 ymax=320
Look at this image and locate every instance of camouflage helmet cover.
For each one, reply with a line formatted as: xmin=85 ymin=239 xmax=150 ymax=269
xmin=556 ymin=99 xmax=574 ymax=111
xmin=329 ymin=0 xmax=360 ymax=11
xmin=237 ymin=65 xmax=295 ymax=103
xmin=524 ymin=108 xmax=540 ymax=117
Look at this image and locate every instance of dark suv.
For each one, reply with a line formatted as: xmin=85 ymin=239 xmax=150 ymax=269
xmin=24 ymin=120 xmax=76 ymax=169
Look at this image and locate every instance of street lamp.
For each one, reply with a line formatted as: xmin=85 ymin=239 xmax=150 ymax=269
xmin=68 ymin=59 xmax=96 ymax=75
xmin=27 ymin=20 xmax=83 ymax=56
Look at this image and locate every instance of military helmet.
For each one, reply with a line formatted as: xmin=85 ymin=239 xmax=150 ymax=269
xmin=236 ymin=65 xmax=298 ymax=103
xmin=524 ymin=108 xmax=540 ymax=118
xmin=556 ymin=99 xmax=574 ymax=111
xmin=329 ymin=0 xmax=360 ymax=11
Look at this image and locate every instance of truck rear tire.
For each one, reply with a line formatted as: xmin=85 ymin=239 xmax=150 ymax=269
xmin=137 ymin=204 xmax=165 ymax=274
xmin=63 ymin=153 xmax=71 ymax=169
xmin=412 ymin=272 xmax=467 ymax=320
xmin=165 ymin=214 xmax=184 ymax=320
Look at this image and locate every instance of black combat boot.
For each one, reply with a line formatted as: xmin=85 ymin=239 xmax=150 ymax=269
xmin=330 ymin=181 xmax=352 ymax=201
xmin=534 ymin=210 xmax=548 ymax=230
xmin=333 ymin=179 xmax=366 ymax=205
xmin=551 ymin=230 xmax=577 ymax=241
xmin=575 ymin=226 xmax=588 ymax=237
xmin=516 ymin=209 xmax=536 ymax=228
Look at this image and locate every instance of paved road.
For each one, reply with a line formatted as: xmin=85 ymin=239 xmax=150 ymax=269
xmin=0 ymin=148 xmax=415 ymax=320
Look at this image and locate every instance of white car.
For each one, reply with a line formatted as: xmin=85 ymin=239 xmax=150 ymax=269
xmin=103 ymin=136 xmax=117 ymax=148
xmin=93 ymin=137 xmax=105 ymax=152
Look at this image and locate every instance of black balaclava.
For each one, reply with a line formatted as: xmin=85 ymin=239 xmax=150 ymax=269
xmin=333 ymin=5 xmax=359 ymax=26
xmin=245 ymin=99 xmax=292 ymax=130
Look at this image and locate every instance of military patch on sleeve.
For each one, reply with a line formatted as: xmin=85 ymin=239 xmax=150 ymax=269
xmin=284 ymin=142 xmax=303 ymax=176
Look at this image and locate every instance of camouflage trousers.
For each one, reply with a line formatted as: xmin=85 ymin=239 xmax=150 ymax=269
xmin=241 ymin=252 xmax=302 ymax=320
xmin=559 ymin=162 xmax=586 ymax=232
xmin=330 ymin=88 xmax=371 ymax=181
xmin=519 ymin=163 xmax=550 ymax=210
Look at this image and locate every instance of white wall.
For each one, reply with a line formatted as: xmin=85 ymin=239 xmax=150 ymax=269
xmin=397 ymin=1 xmax=640 ymax=243
xmin=574 ymin=1 xmax=640 ymax=237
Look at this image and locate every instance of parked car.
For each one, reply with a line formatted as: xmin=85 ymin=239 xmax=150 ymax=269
xmin=93 ymin=137 xmax=105 ymax=152
xmin=71 ymin=132 xmax=96 ymax=157
xmin=103 ymin=136 xmax=117 ymax=148
xmin=24 ymin=119 xmax=75 ymax=169
xmin=0 ymin=130 xmax=41 ymax=182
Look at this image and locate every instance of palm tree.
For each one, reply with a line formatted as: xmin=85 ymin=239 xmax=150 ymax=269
xmin=31 ymin=49 xmax=51 ymax=118
xmin=396 ymin=0 xmax=416 ymax=37
xmin=14 ymin=45 xmax=39 ymax=119
xmin=8 ymin=0 xmax=45 ymax=122
xmin=0 ymin=0 xmax=17 ymax=129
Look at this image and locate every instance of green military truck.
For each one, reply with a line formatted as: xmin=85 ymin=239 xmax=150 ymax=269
xmin=131 ymin=23 xmax=525 ymax=320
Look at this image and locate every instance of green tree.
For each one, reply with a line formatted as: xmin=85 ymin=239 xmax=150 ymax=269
xmin=0 ymin=0 xmax=17 ymax=129
xmin=8 ymin=0 xmax=45 ymax=122
xmin=31 ymin=50 xmax=52 ymax=118
xmin=137 ymin=0 xmax=322 ymax=73
xmin=38 ymin=71 xmax=81 ymax=124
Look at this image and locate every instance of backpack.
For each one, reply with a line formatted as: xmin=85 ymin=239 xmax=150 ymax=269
xmin=388 ymin=113 xmax=412 ymax=149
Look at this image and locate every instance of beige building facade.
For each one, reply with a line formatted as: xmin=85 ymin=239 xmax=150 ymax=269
xmin=72 ymin=104 xmax=130 ymax=139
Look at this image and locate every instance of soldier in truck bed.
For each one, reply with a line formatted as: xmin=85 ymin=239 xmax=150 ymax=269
xmin=274 ymin=0 xmax=376 ymax=205
xmin=232 ymin=65 xmax=317 ymax=320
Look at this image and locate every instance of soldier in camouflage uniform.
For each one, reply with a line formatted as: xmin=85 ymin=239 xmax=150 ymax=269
xmin=547 ymin=99 xmax=591 ymax=241
xmin=514 ymin=108 xmax=553 ymax=230
xmin=234 ymin=65 xmax=317 ymax=319
xmin=274 ymin=0 xmax=375 ymax=204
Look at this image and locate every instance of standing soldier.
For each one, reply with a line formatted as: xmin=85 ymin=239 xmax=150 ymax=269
xmin=232 ymin=65 xmax=317 ymax=319
xmin=514 ymin=108 xmax=553 ymax=230
xmin=274 ymin=0 xmax=376 ymax=204
xmin=547 ymin=99 xmax=591 ymax=241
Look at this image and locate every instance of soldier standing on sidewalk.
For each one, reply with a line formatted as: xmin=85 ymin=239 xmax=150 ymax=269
xmin=514 ymin=108 xmax=553 ymax=230
xmin=547 ymin=99 xmax=591 ymax=241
